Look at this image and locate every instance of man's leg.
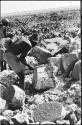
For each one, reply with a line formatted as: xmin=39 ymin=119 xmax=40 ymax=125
xmin=5 ymin=51 xmax=25 ymax=90
xmin=3 ymin=61 xmax=6 ymax=70
xmin=1 ymin=61 xmax=3 ymax=71
xmin=17 ymin=72 xmax=25 ymax=90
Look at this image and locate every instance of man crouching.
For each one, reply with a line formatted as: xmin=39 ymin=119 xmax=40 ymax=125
xmin=1 ymin=36 xmax=36 ymax=90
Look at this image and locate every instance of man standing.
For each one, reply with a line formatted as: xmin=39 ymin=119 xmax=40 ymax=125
xmin=0 ymin=18 xmax=9 ymax=71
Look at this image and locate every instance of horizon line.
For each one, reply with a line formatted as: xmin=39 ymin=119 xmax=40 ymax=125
xmin=1 ymin=5 xmax=80 ymax=17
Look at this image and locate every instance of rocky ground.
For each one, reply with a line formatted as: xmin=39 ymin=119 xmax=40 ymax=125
xmin=0 ymin=7 xmax=81 ymax=125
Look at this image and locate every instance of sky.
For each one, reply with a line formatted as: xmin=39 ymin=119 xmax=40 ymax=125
xmin=1 ymin=1 xmax=80 ymax=15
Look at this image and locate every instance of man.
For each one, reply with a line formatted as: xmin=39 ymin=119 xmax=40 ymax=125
xmin=29 ymin=29 xmax=47 ymax=48
xmin=0 ymin=18 xmax=9 ymax=71
xmin=29 ymin=29 xmax=39 ymax=47
xmin=1 ymin=35 xmax=37 ymax=90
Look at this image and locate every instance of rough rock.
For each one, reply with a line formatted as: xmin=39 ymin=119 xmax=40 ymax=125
xmin=72 ymin=60 xmax=81 ymax=80
xmin=33 ymin=101 xmax=63 ymax=123
xmin=68 ymin=83 xmax=81 ymax=106
xmin=0 ymin=115 xmax=10 ymax=125
xmin=41 ymin=121 xmax=56 ymax=124
xmin=34 ymin=94 xmax=45 ymax=104
xmin=24 ymin=74 xmax=33 ymax=93
xmin=61 ymin=53 xmax=78 ymax=72
xmin=65 ymin=104 xmax=78 ymax=114
xmin=11 ymin=112 xmax=29 ymax=125
xmin=75 ymin=119 xmax=81 ymax=125
xmin=74 ymin=108 xmax=81 ymax=121
xmin=27 ymin=46 xmax=52 ymax=64
xmin=69 ymin=38 xmax=81 ymax=52
xmin=25 ymin=56 xmax=39 ymax=68
xmin=65 ymin=97 xmax=74 ymax=104
xmin=2 ymin=110 xmax=14 ymax=121
xmin=64 ymin=112 xmax=77 ymax=125
xmin=25 ymin=74 xmax=33 ymax=85
xmin=32 ymin=65 xmax=55 ymax=90
xmin=47 ymin=55 xmax=63 ymax=75
xmin=58 ymin=39 xmax=69 ymax=46
xmin=44 ymin=37 xmax=69 ymax=45
xmin=70 ymin=112 xmax=77 ymax=125
xmin=56 ymin=120 xmax=70 ymax=125
xmin=0 ymin=70 xmax=18 ymax=87
xmin=2 ymin=85 xmax=25 ymax=109
xmin=43 ymin=89 xmax=62 ymax=102
xmin=0 ymin=97 xmax=7 ymax=114
xmin=46 ymin=43 xmax=58 ymax=52
xmin=72 ymin=49 xmax=81 ymax=60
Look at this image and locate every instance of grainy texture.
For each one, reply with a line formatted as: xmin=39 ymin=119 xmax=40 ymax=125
xmin=33 ymin=101 xmax=62 ymax=123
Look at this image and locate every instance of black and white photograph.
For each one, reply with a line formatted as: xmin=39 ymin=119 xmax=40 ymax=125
xmin=0 ymin=1 xmax=81 ymax=125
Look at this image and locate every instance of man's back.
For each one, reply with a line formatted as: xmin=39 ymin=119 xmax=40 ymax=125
xmin=9 ymin=35 xmax=32 ymax=55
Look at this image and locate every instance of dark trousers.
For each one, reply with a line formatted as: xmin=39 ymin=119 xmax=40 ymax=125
xmin=5 ymin=51 xmax=25 ymax=90
xmin=0 ymin=61 xmax=6 ymax=71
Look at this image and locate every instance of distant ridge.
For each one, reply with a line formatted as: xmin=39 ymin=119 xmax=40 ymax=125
xmin=1 ymin=5 xmax=80 ymax=17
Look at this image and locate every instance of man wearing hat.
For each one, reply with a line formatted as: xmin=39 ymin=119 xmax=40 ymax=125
xmin=29 ymin=29 xmax=39 ymax=47
xmin=1 ymin=35 xmax=37 ymax=90
xmin=0 ymin=18 xmax=10 ymax=71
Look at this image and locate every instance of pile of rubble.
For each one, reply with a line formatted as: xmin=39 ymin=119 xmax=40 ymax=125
xmin=0 ymin=36 xmax=81 ymax=125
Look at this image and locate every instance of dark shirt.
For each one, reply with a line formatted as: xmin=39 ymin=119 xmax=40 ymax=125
xmin=9 ymin=37 xmax=32 ymax=59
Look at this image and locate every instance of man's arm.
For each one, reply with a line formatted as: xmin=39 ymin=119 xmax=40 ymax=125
xmin=19 ymin=51 xmax=34 ymax=70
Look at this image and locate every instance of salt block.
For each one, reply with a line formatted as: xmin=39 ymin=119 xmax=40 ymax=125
xmin=32 ymin=65 xmax=55 ymax=90
xmin=47 ymin=55 xmax=63 ymax=75
xmin=62 ymin=53 xmax=78 ymax=72
xmin=33 ymin=101 xmax=63 ymax=123
xmin=0 ymin=70 xmax=18 ymax=87
xmin=72 ymin=60 xmax=81 ymax=80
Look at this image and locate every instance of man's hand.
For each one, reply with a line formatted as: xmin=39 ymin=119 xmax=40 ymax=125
xmin=19 ymin=57 xmax=34 ymax=70
xmin=28 ymin=65 xmax=34 ymax=70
